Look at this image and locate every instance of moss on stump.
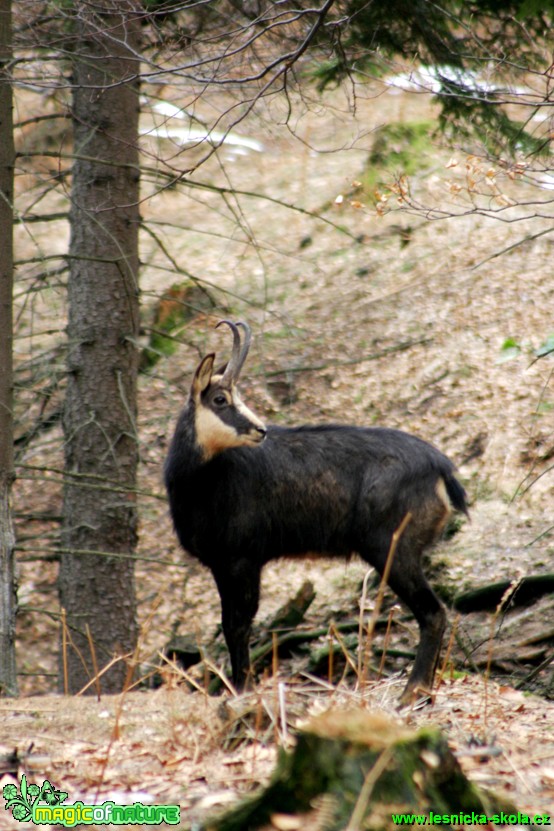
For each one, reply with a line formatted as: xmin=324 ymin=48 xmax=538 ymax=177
xmin=205 ymin=709 xmax=515 ymax=831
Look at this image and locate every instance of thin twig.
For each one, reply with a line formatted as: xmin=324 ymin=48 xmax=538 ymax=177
xmin=15 ymin=546 xmax=185 ymax=568
xmin=470 ymin=225 xmax=554 ymax=269
xmin=85 ymin=624 xmax=101 ymax=701
xmin=346 ymin=745 xmax=395 ymax=830
xmin=359 ymin=513 xmax=412 ymax=690
xmin=266 ymin=338 xmax=432 ymax=377
xmin=61 ymin=608 xmax=68 ymax=696
xmin=515 ymin=649 xmax=554 ymax=690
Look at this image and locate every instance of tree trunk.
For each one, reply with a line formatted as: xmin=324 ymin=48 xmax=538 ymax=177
xmin=0 ymin=0 xmax=17 ymax=697
xmin=60 ymin=1 xmax=142 ymax=694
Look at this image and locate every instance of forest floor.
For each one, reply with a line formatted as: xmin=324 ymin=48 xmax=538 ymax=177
xmin=3 ymin=80 xmax=554 ymax=828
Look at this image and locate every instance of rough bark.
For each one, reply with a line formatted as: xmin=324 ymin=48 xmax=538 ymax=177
xmin=60 ymin=1 xmax=142 ymax=694
xmin=0 ymin=0 xmax=18 ymax=697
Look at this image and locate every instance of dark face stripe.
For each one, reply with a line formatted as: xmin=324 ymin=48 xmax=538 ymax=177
xmin=194 ymin=384 xmax=266 ymax=459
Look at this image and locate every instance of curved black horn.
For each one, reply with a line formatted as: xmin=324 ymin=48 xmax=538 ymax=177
xmin=216 ymin=320 xmax=252 ymax=384
xmin=235 ymin=321 xmax=252 ymax=379
xmin=216 ymin=320 xmax=243 ymax=385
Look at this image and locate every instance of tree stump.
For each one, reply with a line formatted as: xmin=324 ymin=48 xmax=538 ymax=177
xmin=205 ymin=709 xmax=515 ymax=830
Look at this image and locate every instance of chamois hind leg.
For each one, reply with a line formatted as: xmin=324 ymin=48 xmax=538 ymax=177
xmin=387 ymin=560 xmax=446 ymax=705
xmin=213 ymin=560 xmax=261 ymax=691
xmin=363 ymin=536 xmax=446 ymax=705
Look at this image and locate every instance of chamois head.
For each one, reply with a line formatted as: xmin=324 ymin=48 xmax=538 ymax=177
xmin=191 ymin=320 xmax=266 ymax=460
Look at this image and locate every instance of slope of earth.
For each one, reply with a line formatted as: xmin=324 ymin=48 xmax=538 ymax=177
xmin=6 ymin=80 xmax=554 ymax=827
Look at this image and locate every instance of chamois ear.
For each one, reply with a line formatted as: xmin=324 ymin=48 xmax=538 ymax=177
xmin=192 ymin=354 xmax=215 ymax=398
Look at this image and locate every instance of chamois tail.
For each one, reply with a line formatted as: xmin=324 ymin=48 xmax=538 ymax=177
xmin=444 ymin=471 xmax=469 ymax=517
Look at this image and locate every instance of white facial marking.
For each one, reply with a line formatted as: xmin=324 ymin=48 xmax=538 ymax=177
xmin=233 ymin=388 xmax=266 ymax=432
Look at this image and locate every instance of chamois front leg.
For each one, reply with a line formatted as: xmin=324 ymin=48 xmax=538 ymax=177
xmin=214 ymin=561 xmax=261 ymax=691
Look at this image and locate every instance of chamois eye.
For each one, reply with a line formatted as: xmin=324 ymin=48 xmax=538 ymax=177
xmin=213 ymin=394 xmax=227 ymax=407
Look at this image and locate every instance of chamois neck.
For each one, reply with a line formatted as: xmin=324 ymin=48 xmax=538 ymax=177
xmin=165 ymin=404 xmax=208 ymax=483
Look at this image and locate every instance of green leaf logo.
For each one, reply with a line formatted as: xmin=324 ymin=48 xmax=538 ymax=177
xmin=3 ymin=775 xmax=68 ymax=822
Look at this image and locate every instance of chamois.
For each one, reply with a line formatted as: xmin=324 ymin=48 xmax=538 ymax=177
xmin=164 ymin=320 xmax=468 ymax=703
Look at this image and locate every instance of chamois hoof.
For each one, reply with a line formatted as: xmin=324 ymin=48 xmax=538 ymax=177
xmin=397 ymin=684 xmax=435 ymax=710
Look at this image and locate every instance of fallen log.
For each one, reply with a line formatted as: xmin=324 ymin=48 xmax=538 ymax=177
xmin=263 ymin=579 xmax=316 ymax=631
xmin=453 ymin=574 xmax=554 ymax=613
